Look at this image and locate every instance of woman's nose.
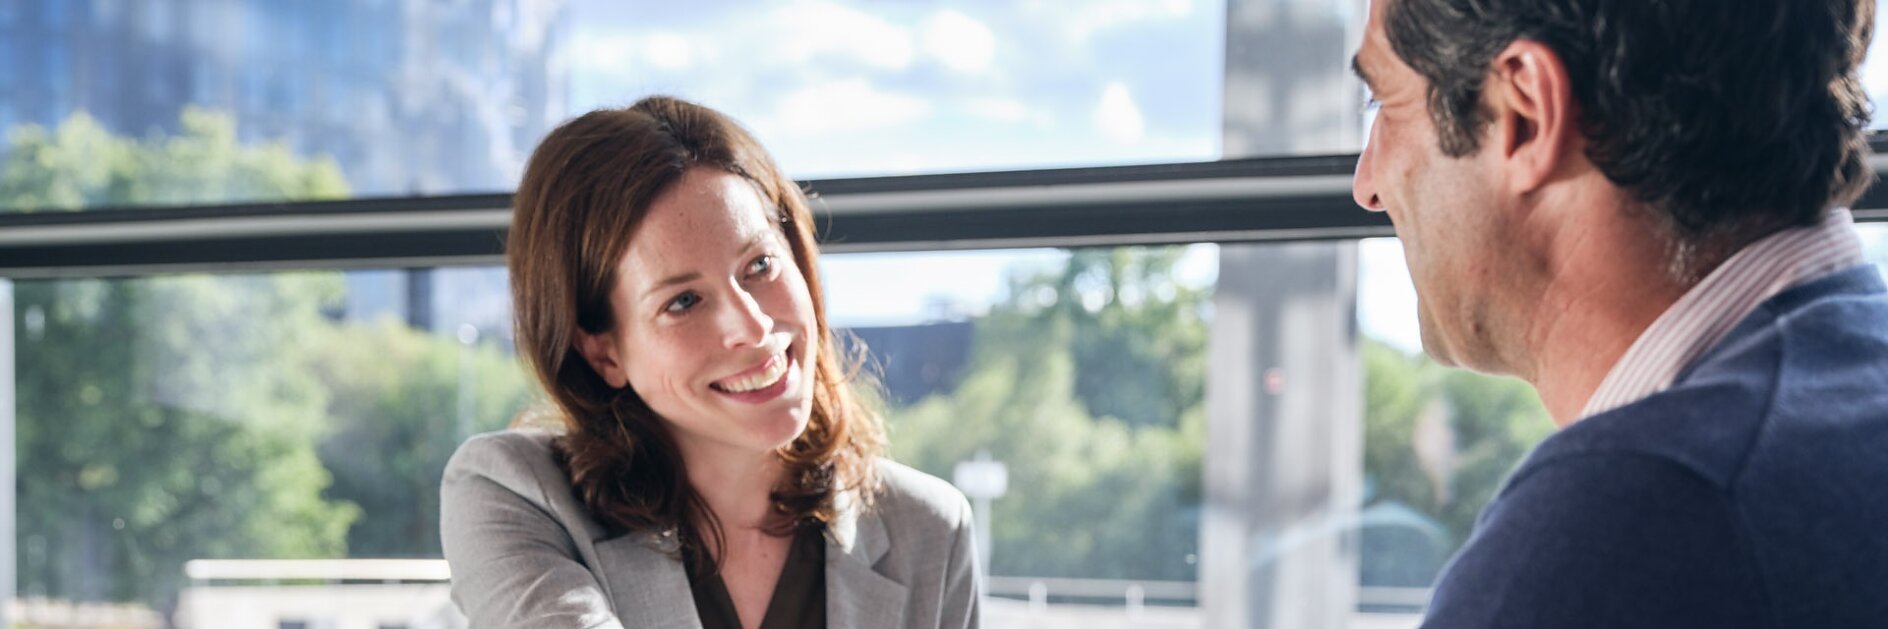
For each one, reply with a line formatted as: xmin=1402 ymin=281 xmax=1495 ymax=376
xmin=720 ymin=287 xmax=773 ymax=349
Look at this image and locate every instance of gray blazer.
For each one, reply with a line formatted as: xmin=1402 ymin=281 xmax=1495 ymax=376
xmin=439 ymin=429 xmax=982 ymax=629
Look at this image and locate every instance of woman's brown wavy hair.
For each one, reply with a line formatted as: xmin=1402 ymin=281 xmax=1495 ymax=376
xmin=507 ymin=96 xmax=884 ymax=572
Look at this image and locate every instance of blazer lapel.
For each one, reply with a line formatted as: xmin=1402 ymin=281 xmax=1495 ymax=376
xmin=825 ymin=494 xmax=910 ymax=629
xmin=593 ymin=529 xmax=703 ymax=629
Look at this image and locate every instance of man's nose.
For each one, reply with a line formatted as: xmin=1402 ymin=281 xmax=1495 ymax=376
xmin=1352 ymin=147 xmax=1385 ymax=212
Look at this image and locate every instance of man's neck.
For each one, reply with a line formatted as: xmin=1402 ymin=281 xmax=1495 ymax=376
xmin=1518 ymin=196 xmax=1694 ymax=426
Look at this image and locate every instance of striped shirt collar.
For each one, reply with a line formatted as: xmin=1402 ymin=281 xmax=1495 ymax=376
xmin=1580 ymin=208 xmax=1867 ymax=419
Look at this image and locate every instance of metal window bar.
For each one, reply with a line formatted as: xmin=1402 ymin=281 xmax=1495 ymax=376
xmin=6 ymin=148 xmax=1888 ymax=279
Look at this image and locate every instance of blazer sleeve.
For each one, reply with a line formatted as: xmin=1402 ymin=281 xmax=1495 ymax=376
xmin=439 ymin=432 xmax=625 ymax=629
xmin=943 ymin=491 xmax=983 ymax=629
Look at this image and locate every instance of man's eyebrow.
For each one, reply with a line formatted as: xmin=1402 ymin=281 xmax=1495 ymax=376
xmin=1351 ymin=54 xmax=1375 ymax=89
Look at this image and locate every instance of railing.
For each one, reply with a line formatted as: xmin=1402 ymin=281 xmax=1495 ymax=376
xmin=984 ymin=576 xmax=1429 ymax=612
xmin=8 ymin=598 xmax=164 ymax=629
xmin=180 ymin=560 xmax=1432 ymax=613
xmin=183 ymin=558 xmax=451 ymax=584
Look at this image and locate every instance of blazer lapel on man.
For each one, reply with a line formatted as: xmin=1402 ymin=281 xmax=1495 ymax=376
xmin=825 ymin=496 xmax=910 ymax=629
xmin=593 ymin=529 xmax=703 ymax=629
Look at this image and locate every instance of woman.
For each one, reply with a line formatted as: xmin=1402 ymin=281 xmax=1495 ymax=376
xmin=440 ymin=96 xmax=981 ymax=629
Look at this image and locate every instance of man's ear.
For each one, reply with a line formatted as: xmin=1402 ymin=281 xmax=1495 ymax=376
xmin=574 ymin=329 xmax=629 ymax=389
xmin=1486 ymin=39 xmax=1578 ymax=193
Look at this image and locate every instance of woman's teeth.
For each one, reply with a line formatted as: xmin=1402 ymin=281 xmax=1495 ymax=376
xmin=718 ymin=352 xmax=787 ymax=393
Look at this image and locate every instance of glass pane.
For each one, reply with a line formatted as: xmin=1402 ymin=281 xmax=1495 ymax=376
xmin=0 ymin=0 xmax=1233 ymax=213
xmin=1354 ymin=239 xmax=1552 ymax=606
xmin=1862 ymin=223 xmax=1888 ymax=274
xmin=41 ymin=226 xmax=1882 ymax=625
xmin=1866 ymin=8 xmax=1888 ymax=130
xmin=30 ymin=232 xmax=1880 ymax=625
xmin=14 ymin=241 xmax=1428 ymax=628
xmin=828 ymin=246 xmax=1216 ymax=626
xmin=14 ymin=269 xmax=535 ymax=626
xmin=569 ymin=2 xmax=1224 ymax=177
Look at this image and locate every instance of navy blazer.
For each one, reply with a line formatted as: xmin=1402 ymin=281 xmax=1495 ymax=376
xmin=1423 ymin=265 xmax=1888 ymax=628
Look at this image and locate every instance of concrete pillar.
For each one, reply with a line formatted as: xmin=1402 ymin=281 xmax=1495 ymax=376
xmin=1203 ymin=242 xmax=1363 ymax=629
xmin=1223 ymin=0 xmax=1369 ymax=157
xmin=1206 ymin=1 xmax=1367 ymax=626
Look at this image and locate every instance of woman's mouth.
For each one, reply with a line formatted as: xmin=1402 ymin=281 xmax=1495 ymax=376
xmin=709 ymin=345 xmax=797 ymax=402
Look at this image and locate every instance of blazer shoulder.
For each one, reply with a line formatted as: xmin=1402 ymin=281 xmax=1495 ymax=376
xmin=871 ymin=459 xmax=972 ymax=531
xmin=442 ymin=428 xmax=570 ymax=503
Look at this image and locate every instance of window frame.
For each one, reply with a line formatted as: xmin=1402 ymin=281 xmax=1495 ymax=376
xmin=6 ymin=143 xmax=1888 ymax=279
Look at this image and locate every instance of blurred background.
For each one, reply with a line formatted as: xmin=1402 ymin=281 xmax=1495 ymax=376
xmin=2 ymin=1 xmax=1887 ymax=627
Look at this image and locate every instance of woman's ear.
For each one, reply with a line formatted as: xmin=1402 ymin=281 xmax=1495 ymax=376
xmin=574 ymin=329 xmax=629 ymax=388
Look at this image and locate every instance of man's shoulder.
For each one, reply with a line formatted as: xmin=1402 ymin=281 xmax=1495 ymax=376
xmin=1542 ymin=266 xmax=1888 ymax=488
xmin=1457 ymin=268 xmax=1888 ymax=627
xmin=1429 ymin=451 xmax=1767 ymax=628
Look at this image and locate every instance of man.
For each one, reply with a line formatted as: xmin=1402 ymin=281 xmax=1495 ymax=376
xmin=1351 ymin=0 xmax=1888 ymax=626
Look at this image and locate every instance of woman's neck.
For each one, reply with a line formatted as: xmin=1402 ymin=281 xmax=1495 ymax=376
xmin=682 ymin=445 xmax=783 ymax=534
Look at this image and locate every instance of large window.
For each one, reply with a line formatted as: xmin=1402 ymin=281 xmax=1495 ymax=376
xmin=0 ymin=0 xmax=1226 ymax=213
xmin=6 ymin=1 xmax=1888 ymax=628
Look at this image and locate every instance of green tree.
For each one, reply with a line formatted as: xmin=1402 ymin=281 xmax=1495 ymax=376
xmin=1358 ymin=338 xmax=1553 ymax=584
xmin=0 ymin=108 xmax=346 ymax=211
xmin=305 ymin=319 xmax=537 ymax=557
xmin=884 ymin=247 xmax=1207 ymax=580
xmin=8 ymin=110 xmax=358 ymax=610
xmin=1052 ymin=248 xmax=1208 ymax=429
xmin=881 ymin=245 xmax=1553 ymax=588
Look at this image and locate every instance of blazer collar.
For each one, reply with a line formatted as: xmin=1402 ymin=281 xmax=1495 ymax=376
xmin=591 ymin=489 xmax=910 ymax=629
xmin=594 ymin=528 xmax=700 ymax=629
xmin=824 ymin=488 xmax=909 ymax=629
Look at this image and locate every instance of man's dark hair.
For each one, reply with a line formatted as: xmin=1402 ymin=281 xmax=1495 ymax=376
xmin=1385 ymin=0 xmax=1876 ymax=252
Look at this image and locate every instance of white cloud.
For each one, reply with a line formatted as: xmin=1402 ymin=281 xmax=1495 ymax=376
xmin=922 ymin=10 xmax=997 ymax=73
xmin=1056 ymin=0 xmax=1199 ymax=44
xmin=772 ymin=2 xmax=915 ymax=70
xmin=568 ymin=32 xmax=640 ymax=81
xmin=965 ymin=97 xmax=1030 ymax=123
xmin=642 ymin=33 xmax=697 ymax=71
xmin=1094 ymin=82 xmax=1146 ymax=144
xmin=762 ymin=79 xmax=932 ymax=135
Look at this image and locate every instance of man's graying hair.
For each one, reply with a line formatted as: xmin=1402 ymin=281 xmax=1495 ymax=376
xmin=1385 ymin=0 xmax=1876 ymax=278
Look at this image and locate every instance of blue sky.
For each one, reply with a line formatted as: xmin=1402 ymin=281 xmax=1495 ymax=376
xmin=564 ymin=0 xmax=1225 ymax=177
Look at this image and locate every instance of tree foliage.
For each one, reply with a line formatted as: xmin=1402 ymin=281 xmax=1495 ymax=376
xmin=885 ymin=247 xmax=1208 ymax=580
xmin=883 ymin=245 xmax=1552 ymax=587
xmin=6 ymin=110 xmax=443 ymax=611
xmin=305 ymin=319 xmax=535 ymax=558
xmin=0 ymin=108 xmax=346 ymax=211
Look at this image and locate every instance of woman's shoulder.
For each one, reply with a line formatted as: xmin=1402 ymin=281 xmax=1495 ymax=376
xmin=867 ymin=459 xmax=973 ymax=532
xmin=442 ymin=428 xmax=571 ymax=500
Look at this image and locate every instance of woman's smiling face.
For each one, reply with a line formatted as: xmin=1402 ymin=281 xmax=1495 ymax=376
xmin=577 ymin=167 xmax=818 ymax=461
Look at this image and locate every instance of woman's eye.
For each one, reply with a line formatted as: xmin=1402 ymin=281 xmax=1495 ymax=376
xmin=748 ymin=254 xmax=775 ymax=277
xmin=665 ymin=291 xmax=701 ymax=313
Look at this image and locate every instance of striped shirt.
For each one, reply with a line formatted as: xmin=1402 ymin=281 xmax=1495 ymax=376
xmin=1580 ymin=208 xmax=1869 ymax=419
